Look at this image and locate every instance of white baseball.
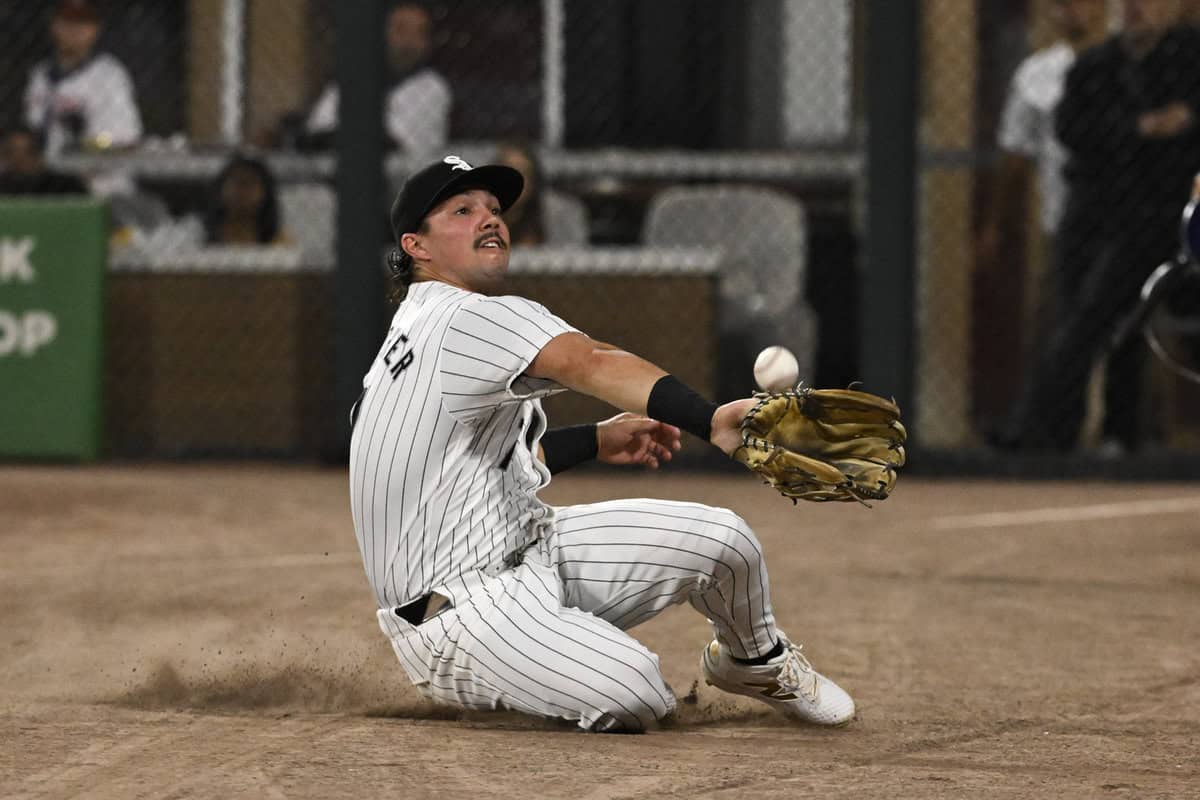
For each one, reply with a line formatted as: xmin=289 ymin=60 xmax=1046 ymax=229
xmin=753 ymin=346 xmax=799 ymax=392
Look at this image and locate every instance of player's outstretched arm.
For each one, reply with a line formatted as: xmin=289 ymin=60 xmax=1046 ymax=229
xmin=527 ymin=332 xmax=667 ymax=416
xmin=708 ymin=398 xmax=757 ymax=455
xmin=527 ymin=332 xmax=753 ymax=455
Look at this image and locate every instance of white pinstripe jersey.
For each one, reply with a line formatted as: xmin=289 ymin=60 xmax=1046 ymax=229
xmin=349 ymin=281 xmax=577 ymax=610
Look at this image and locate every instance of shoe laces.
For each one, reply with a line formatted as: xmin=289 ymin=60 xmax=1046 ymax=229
xmin=776 ymin=639 xmax=821 ymax=702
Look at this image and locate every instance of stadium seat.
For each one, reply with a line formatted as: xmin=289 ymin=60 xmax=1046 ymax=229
xmin=279 ymin=182 xmax=336 ymax=268
xmin=543 ymin=189 xmax=589 ymax=246
xmin=643 ymin=185 xmax=818 ymax=396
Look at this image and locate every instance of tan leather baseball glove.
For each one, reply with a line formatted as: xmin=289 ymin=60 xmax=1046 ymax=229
xmin=732 ymin=387 xmax=906 ymax=504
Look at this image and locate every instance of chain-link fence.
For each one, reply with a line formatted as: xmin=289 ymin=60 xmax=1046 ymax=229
xmin=960 ymin=0 xmax=1200 ymax=460
xmin=2 ymin=0 xmax=1200 ymax=467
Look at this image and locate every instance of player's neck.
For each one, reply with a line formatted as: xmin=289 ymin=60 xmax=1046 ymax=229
xmin=414 ymin=263 xmax=503 ymax=295
xmin=412 ymin=268 xmax=471 ymax=294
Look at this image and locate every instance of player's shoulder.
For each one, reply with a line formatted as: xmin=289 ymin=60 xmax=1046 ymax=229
xmin=408 ymin=283 xmax=556 ymax=326
xmin=461 ymin=292 xmax=553 ymax=321
xmin=408 ymin=282 xmax=539 ymax=323
xmin=447 ymin=292 xmax=571 ymax=347
xmin=405 ymin=279 xmax=474 ymax=310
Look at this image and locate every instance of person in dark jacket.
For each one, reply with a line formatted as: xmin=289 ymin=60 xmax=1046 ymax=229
xmin=998 ymin=0 xmax=1200 ymax=453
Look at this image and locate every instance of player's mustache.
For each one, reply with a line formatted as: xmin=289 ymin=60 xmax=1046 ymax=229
xmin=474 ymin=233 xmax=507 ymax=249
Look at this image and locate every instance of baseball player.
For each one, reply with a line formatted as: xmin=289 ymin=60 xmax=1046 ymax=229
xmin=348 ymin=155 xmax=855 ymax=732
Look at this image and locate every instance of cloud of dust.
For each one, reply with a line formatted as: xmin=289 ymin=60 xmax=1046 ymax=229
xmin=109 ymin=659 xmax=404 ymax=714
xmin=109 ymin=665 xmax=784 ymax=729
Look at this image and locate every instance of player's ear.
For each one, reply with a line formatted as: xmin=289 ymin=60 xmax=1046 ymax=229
xmin=400 ymin=232 xmax=426 ymax=261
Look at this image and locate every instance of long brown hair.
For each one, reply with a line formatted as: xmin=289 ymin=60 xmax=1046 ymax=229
xmin=387 ymin=217 xmax=429 ymax=304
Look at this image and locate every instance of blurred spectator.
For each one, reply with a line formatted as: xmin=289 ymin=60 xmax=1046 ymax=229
xmin=300 ymin=2 xmax=451 ymax=156
xmin=22 ymin=0 xmax=142 ymax=158
xmin=997 ymin=0 xmax=1200 ymax=453
xmin=494 ymin=141 xmax=589 ymax=246
xmin=978 ymin=0 xmax=1107 ymax=266
xmin=203 ymin=154 xmax=289 ymax=246
xmin=0 ymin=124 xmax=88 ymax=195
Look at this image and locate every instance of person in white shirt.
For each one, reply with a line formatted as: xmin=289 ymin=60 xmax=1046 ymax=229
xmin=22 ymin=0 xmax=143 ymax=158
xmin=981 ymin=0 xmax=1107 ymax=448
xmin=305 ymin=2 xmax=451 ymax=157
xmin=979 ymin=0 xmax=1108 ymax=264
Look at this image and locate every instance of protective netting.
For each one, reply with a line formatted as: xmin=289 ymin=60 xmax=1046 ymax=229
xmin=967 ymin=0 xmax=1200 ymax=455
xmin=2 ymin=0 xmax=1199 ymax=461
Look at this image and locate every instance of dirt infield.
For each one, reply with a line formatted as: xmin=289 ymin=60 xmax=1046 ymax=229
xmin=2 ymin=464 xmax=1197 ymax=799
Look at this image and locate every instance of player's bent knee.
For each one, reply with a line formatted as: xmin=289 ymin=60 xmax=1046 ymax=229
xmin=584 ymin=681 xmax=673 ymax=734
xmin=587 ymin=712 xmax=645 ymax=734
xmin=585 ymin=698 xmax=666 ymax=734
xmin=710 ymin=508 xmax=765 ymax=567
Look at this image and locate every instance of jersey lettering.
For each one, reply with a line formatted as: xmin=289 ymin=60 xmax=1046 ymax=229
xmin=349 ymin=284 xmax=576 ymax=611
xmin=384 ymin=333 xmax=414 ymax=378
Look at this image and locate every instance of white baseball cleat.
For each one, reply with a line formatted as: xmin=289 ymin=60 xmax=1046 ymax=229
xmin=701 ymin=634 xmax=856 ymax=726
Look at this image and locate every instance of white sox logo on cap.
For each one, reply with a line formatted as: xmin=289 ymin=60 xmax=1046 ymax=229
xmin=391 ymin=155 xmax=523 ymax=245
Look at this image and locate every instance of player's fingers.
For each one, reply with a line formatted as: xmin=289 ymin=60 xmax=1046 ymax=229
xmin=653 ymin=424 xmax=682 ymax=450
xmin=625 ymin=418 xmax=661 ymax=435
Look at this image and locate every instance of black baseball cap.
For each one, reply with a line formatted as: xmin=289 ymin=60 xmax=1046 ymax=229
xmin=390 ymin=155 xmax=524 ymax=244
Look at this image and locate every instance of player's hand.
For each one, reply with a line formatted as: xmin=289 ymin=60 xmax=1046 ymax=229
xmin=596 ymin=413 xmax=681 ymax=469
xmin=709 ymin=398 xmax=757 ymax=456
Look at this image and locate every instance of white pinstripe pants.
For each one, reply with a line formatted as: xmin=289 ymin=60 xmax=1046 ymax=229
xmin=377 ymin=498 xmax=779 ymax=732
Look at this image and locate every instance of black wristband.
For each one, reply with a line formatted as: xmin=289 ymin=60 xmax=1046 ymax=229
xmin=542 ymin=424 xmax=598 ymax=474
xmin=646 ymin=375 xmax=719 ymax=442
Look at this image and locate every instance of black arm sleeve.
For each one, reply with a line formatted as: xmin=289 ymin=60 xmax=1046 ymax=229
xmin=541 ymin=424 xmax=598 ymax=474
xmin=646 ymin=375 xmax=719 ymax=442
